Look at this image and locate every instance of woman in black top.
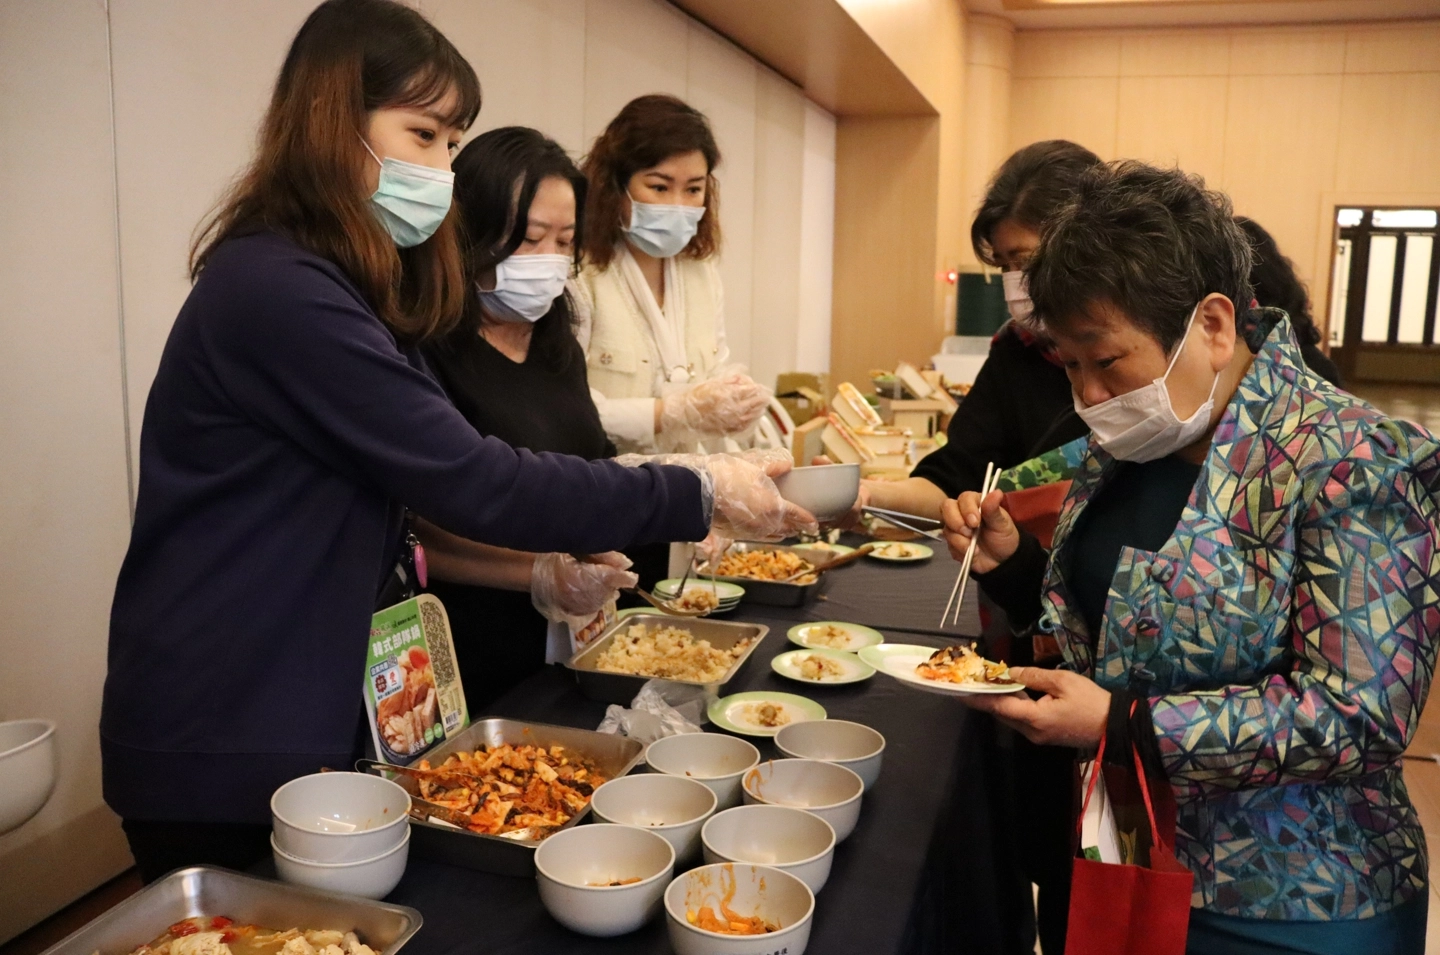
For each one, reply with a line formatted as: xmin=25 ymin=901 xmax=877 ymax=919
xmin=418 ymin=127 xmax=625 ymax=711
xmin=1238 ymin=216 xmax=1343 ymax=387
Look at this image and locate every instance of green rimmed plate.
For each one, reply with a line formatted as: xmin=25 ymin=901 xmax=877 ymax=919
xmin=859 ymin=643 xmax=1026 ymax=695
xmin=654 ymin=578 xmax=746 ymax=602
xmin=787 ymin=621 xmax=885 ymax=653
xmin=771 ymin=648 xmax=876 ymax=686
xmin=707 ymin=691 xmax=827 ymax=737
xmin=865 ymin=542 xmax=934 ymax=562
xmin=792 ymin=542 xmax=856 ymax=558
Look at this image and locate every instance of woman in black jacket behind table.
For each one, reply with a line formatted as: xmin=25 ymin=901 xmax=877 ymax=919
xmin=101 ymin=0 xmax=812 ymax=883
xmin=1238 ymin=216 xmax=1343 ymax=387
xmin=417 ymin=127 xmax=621 ymax=711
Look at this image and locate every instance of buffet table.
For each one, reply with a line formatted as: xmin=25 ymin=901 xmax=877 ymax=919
xmin=376 ymin=550 xmax=1013 ymax=954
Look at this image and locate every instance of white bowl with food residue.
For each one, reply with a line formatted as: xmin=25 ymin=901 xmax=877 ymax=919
xmin=271 ymin=826 xmax=410 ymax=899
xmin=271 ymin=772 xmax=411 ymax=863
xmin=534 ymin=823 xmax=675 ymax=936
xmin=702 ymin=805 xmax=836 ymax=893
xmin=591 ymin=773 xmax=718 ymax=867
xmin=665 ymin=862 xmax=815 ymax=955
xmin=773 ymin=463 xmax=860 ymax=523
xmin=775 ymin=719 xmax=886 ymax=791
xmin=645 ymin=733 xmax=761 ymax=810
xmin=741 ymin=759 xmax=863 ymax=842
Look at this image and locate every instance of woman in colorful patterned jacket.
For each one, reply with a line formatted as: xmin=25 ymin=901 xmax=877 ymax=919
xmin=943 ymin=160 xmax=1440 ymax=953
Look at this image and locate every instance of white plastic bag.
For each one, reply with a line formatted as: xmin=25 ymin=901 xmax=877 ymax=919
xmin=596 ymin=679 xmax=707 ymax=744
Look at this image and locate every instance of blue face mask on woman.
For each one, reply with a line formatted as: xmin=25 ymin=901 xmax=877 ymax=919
xmin=360 ymin=138 xmax=454 ymax=248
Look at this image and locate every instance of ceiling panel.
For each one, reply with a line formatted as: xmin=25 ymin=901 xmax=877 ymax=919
xmin=968 ymin=0 xmax=1440 ymax=29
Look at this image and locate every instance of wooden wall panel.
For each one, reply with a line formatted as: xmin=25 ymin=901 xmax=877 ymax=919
xmin=1009 ymin=76 xmax=1118 ymax=156
xmin=1115 ymin=76 xmax=1229 ymax=185
xmin=1336 ymin=72 xmax=1440 ymax=194
xmin=1229 ymin=26 xmax=1345 ymax=75
xmin=1013 ymin=30 xmax=1120 ymax=78
xmin=1343 ymin=21 xmax=1440 ymax=74
xmin=1119 ymin=29 xmax=1231 ymax=76
xmin=750 ymin=70 xmax=807 ymax=389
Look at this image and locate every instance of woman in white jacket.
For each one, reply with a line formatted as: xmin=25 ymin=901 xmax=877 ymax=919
xmin=573 ymin=94 xmax=768 ymax=455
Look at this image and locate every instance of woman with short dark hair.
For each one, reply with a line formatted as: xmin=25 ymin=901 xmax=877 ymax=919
xmin=946 ymin=160 xmax=1439 ymax=953
xmin=1238 ymin=216 xmax=1343 ymax=386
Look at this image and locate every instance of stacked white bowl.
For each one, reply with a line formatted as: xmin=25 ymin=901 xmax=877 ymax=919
xmin=270 ymin=772 xmax=411 ymax=899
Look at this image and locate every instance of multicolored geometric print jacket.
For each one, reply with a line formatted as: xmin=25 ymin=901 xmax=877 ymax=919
xmin=1035 ymin=313 xmax=1440 ymax=920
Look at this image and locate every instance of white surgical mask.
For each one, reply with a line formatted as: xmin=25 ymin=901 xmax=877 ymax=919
xmin=361 ymin=138 xmax=454 ymax=248
xmin=1002 ymin=270 xmax=1035 ymax=326
xmin=624 ymin=199 xmax=705 ymax=258
xmin=477 ymin=254 xmax=572 ymax=323
xmin=1073 ymin=304 xmax=1220 ymax=463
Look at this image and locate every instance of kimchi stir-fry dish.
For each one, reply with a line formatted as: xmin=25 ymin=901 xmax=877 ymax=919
xmin=915 ymin=644 xmax=1016 ymax=686
xmin=124 ymin=918 xmax=376 ymax=955
xmin=414 ymin=744 xmax=604 ymax=838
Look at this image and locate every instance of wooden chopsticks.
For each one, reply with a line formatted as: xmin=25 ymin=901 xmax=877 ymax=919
xmin=939 ymin=463 xmax=1002 ymax=628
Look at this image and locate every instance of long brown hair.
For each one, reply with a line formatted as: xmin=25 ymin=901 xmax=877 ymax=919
xmin=190 ymin=0 xmax=482 ymax=342
xmin=580 ymin=94 xmax=721 ymax=269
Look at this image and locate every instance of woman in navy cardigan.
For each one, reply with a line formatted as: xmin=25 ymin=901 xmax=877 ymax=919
xmin=101 ymin=0 xmax=810 ymax=880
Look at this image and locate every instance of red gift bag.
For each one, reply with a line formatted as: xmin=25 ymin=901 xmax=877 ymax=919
xmin=1065 ymin=732 xmax=1193 ymax=955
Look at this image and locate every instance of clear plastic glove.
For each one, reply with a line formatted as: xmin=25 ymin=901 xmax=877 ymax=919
xmin=530 ymin=552 xmax=638 ymax=624
xmin=615 ymin=449 xmax=817 ymax=542
xmin=696 ymin=530 xmax=733 ymax=567
xmin=659 ymin=369 xmax=769 ymax=437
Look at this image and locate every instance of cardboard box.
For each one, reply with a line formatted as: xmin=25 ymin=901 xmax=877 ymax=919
xmin=777 ymin=385 xmax=825 ymax=426
xmin=792 ymin=415 xmax=829 ymax=468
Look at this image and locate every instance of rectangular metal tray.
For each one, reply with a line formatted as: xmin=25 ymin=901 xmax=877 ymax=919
xmin=38 ymin=867 xmax=421 ymax=955
xmin=699 ymin=542 xmax=827 ymax=606
xmin=565 ymin=613 xmax=769 ymax=704
xmin=387 ymin=717 xmax=644 ymax=877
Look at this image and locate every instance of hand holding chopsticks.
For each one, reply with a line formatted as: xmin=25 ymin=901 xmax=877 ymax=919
xmin=938 ymin=464 xmax=1016 ymax=627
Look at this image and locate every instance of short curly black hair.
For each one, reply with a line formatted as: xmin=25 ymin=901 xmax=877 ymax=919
xmin=1237 ymin=217 xmax=1322 ymax=347
xmin=1026 ymin=161 xmax=1254 ymax=353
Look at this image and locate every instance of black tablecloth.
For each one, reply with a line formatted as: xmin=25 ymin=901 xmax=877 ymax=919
xmin=377 ymin=551 xmax=1012 ymax=955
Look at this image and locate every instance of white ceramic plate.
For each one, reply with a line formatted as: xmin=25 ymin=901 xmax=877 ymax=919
xmin=655 ymin=579 xmax=746 ymax=602
xmin=858 ymin=643 xmax=1026 ymax=695
xmin=786 ymin=621 xmax=884 ymax=653
xmin=771 ymin=648 xmax=876 ymax=686
xmin=708 ymin=692 xmax=827 ymax=737
xmin=865 ymin=542 xmax=934 ymax=563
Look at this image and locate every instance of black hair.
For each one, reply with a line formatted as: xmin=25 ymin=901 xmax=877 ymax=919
xmin=1236 ymin=217 xmax=1322 ymax=347
xmin=971 ymin=140 xmax=1103 ymax=267
xmin=1026 ymin=161 xmax=1254 ymax=353
xmin=448 ymin=126 xmax=587 ymax=370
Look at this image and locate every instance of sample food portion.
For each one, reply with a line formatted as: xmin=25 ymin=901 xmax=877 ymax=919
xmin=123 ymin=919 xmax=377 ymax=955
xmin=916 ymin=644 xmax=1016 ymax=686
xmin=413 ymin=743 xmax=605 ymax=838
xmin=687 ymin=906 xmax=778 ymax=936
xmin=669 ymin=588 xmax=720 ymax=613
xmin=711 ymin=549 xmax=816 ymax=584
xmin=594 ymin=623 xmax=753 ymax=683
xmin=803 ymin=624 xmax=853 ymax=650
xmin=738 ymin=701 xmax=790 ymax=729
xmin=797 ymin=654 xmax=845 ymax=682
xmin=870 ymin=542 xmax=929 ymax=560
xmin=374 ymin=645 xmax=438 ymax=757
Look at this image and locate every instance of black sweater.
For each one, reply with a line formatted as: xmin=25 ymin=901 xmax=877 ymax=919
xmin=102 ymin=232 xmax=707 ymax=824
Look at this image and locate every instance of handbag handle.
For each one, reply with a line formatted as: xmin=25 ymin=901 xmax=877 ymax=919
xmin=1075 ymin=726 xmax=1108 ymax=839
xmin=1076 ymin=699 xmax=1171 ymax=855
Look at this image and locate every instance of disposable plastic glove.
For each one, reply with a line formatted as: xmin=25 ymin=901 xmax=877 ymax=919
xmin=659 ymin=369 xmax=769 ymax=437
xmin=530 ymin=552 xmax=638 ymax=624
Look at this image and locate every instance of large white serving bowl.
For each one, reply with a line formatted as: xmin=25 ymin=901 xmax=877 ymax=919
xmin=741 ymin=759 xmax=864 ymax=843
xmin=534 ymin=823 xmax=675 ymax=937
xmin=0 ymin=720 xmax=57 ymax=836
xmin=773 ymin=463 xmax=861 ymax=523
xmin=271 ymin=772 xmax=411 ymax=863
xmin=665 ymin=863 xmax=815 ymax=955
xmin=701 ymin=805 xmax=836 ymax=894
xmin=645 ymin=733 xmax=761 ymax=810
xmin=271 ymin=826 xmax=409 ymax=899
xmin=775 ymin=719 xmax=886 ymax=792
xmin=591 ymin=773 xmax=717 ymax=867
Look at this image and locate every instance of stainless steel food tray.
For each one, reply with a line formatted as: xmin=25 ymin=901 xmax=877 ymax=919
xmin=38 ymin=867 xmax=421 ymax=955
xmin=373 ymin=717 xmax=644 ymax=877
xmin=565 ymin=613 xmax=769 ymax=704
xmin=699 ymin=542 xmax=828 ymax=606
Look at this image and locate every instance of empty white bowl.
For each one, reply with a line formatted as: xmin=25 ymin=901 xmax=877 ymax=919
xmin=665 ymin=863 xmax=815 ymax=955
xmin=591 ymin=773 xmax=718 ymax=866
xmin=701 ymin=805 xmax=836 ymax=893
xmin=271 ymin=826 xmax=409 ymax=899
xmin=774 ymin=463 xmax=861 ymax=523
xmin=741 ymin=759 xmax=864 ymax=842
xmin=534 ymin=823 xmax=675 ymax=936
xmin=271 ymin=772 xmax=411 ymax=863
xmin=646 ymin=734 xmax=761 ymax=811
xmin=775 ymin=720 xmax=886 ymax=791
xmin=0 ymin=720 xmax=56 ymax=836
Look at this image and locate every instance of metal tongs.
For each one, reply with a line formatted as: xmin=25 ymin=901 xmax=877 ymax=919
xmin=862 ymin=506 xmax=945 ymax=541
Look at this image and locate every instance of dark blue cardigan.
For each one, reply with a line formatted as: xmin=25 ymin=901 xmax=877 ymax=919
xmin=101 ymin=232 xmax=707 ymax=824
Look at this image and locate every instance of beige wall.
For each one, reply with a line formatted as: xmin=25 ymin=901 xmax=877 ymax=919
xmin=0 ymin=1 xmax=135 ymax=940
xmin=1007 ymin=19 xmax=1440 ymax=341
xmin=0 ymin=0 xmax=834 ymax=937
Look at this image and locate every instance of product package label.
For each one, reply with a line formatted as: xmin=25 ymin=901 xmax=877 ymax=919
xmin=363 ymin=593 xmax=469 ymax=765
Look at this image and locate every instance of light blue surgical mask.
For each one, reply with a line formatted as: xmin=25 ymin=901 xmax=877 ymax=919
xmin=361 ymin=138 xmax=454 ymax=248
xmin=624 ymin=199 xmax=705 ymax=258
